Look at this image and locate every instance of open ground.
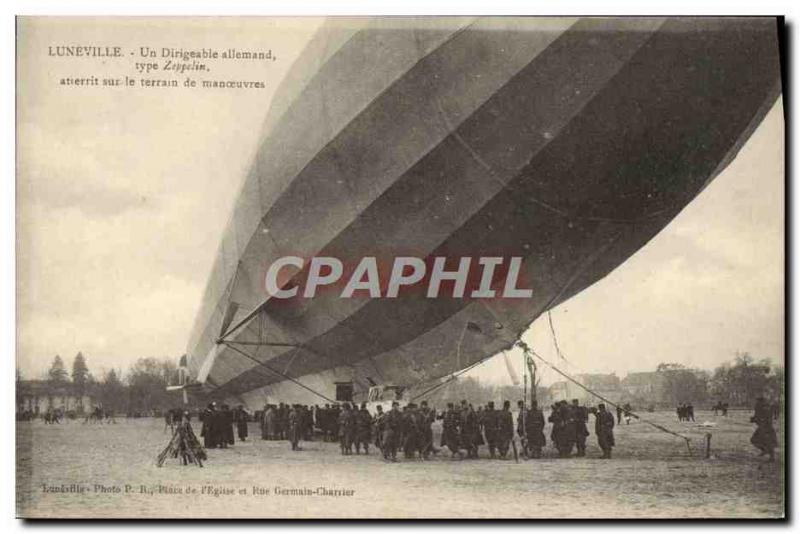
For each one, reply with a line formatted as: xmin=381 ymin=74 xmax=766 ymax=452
xmin=16 ymin=409 xmax=783 ymax=519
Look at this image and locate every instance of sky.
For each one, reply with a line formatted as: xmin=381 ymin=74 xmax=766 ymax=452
xmin=16 ymin=18 xmax=784 ymax=386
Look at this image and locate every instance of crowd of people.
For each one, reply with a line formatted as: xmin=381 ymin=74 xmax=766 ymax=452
xmin=197 ymin=403 xmax=250 ymax=449
xmin=676 ymin=403 xmax=696 ymax=422
xmin=192 ymin=397 xmax=619 ymax=462
xmin=180 ymin=395 xmax=779 ymax=464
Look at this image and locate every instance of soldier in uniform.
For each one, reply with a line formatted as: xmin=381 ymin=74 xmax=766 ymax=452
xmin=338 ymin=403 xmax=355 ymax=455
xmin=525 ymin=401 xmax=547 ymax=459
xmin=329 ymin=404 xmax=341 ymax=442
xmin=441 ymin=403 xmax=464 ymax=459
xmin=461 ymin=403 xmax=480 ymax=459
xmin=401 ymin=404 xmax=420 ymax=459
xmin=200 ymin=402 xmax=216 ymax=449
xmin=482 ymin=401 xmax=499 ymax=458
xmin=355 ymin=403 xmax=372 ymax=455
xmin=418 ymin=401 xmax=436 ymax=459
xmin=287 ymin=404 xmax=303 ymax=451
xmin=572 ymin=399 xmax=589 ymax=457
xmin=234 ymin=405 xmax=249 ymax=442
xmin=497 ymin=400 xmax=514 ymax=459
xmin=373 ymin=405 xmax=385 ymax=451
xmin=213 ymin=404 xmax=228 ymax=449
xmin=595 ymin=403 xmax=615 ymax=459
xmin=750 ymin=396 xmax=777 ymax=461
xmin=549 ymin=400 xmax=573 ymax=457
xmin=382 ymin=402 xmax=402 ymax=461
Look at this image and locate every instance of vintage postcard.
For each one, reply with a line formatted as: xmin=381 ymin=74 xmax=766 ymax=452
xmin=16 ymin=16 xmax=785 ymax=519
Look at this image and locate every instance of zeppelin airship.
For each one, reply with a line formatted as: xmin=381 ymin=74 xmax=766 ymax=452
xmin=181 ymin=17 xmax=782 ymax=408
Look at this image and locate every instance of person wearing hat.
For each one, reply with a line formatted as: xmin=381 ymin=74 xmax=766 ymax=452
xmin=497 ymin=400 xmax=514 ymax=459
xmin=595 ymin=403 xmax=615 ymax=459
xmin=482 ymin=401 xmax=499 ymax=458
xmin=382 ymin=401 xmax=402 ymax=461
xmin=200 ymin=402 xmax=217 ymax=449
xmin=751 ymin=396 xmax=777 ymax=462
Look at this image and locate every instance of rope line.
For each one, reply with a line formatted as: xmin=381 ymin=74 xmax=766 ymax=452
xmin=547 ymin=310 xmax=569 ymax=363
xmin=222 ymin=342 xmax=335 ymax=403
xmin=410 ymin=352 xmax=500 ymax=402
xmin=524 ymin=346 xmax=693 ymax=454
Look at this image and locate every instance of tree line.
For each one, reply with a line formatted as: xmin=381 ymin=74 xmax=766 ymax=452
xmin=17 ymin=350 xmax=782 ymax=416
xmin=18 ymin=353 xmax=180 ymax=416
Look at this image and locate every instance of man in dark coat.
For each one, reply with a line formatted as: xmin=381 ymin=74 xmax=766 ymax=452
xmin=418 ymin=401 xmax=436 ymax=459
xmin=482 ymin=401 xmax=499 ymax=458
xmin=373 ymin=405 xmax=385 ymax=451
xmin=220 ymin=404 xmax=234 ymax=447
xmin=355 ymin=403 xmax=372 ymax=455
xmin=497 ymin=400 xmax=514 ymax=459
xmin=441 ymin=403 xmax=464 ymax=459
xmin=401 ymin=404 xmax=421 ymax=459
xmin=572 ymin=399 xmax=589 ymax=457
xmin=287 ymin=404 xmax=302 ymax=451
xmin=751 ymin=397 xmax=778 ymax=461
xmin=525 ymin=401 xmax=547 ymax=459
xmin=549 ymin=400 xmax=575 ymax=458
xmin=461 ymin=403 xmax=480 ymax=459
xmin=234 ymin=405 xmax=249 ymax=442
xmin=338 ymin=403 xmax=355 ymax=455
xmin=595 ymin=403 xmax=615 ymax=459
xmin=382 ymin=402 xmax=402 ymax=461
xmin=200 ymin=402 xmax=217 ymax=449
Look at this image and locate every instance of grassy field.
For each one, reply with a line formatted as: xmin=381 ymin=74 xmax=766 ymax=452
xmin=16 ymin=409 xmax=784 ymax=519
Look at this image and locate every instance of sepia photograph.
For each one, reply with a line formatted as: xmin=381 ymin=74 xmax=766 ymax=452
xmin=14 ymin=15 xmax=785 ymax=519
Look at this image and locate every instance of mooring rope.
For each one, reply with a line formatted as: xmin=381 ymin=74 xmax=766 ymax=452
xmin=524 ymin=346 xmax=694 ymax=454
xmin=222 ymin=342 xmax=335 ymax=403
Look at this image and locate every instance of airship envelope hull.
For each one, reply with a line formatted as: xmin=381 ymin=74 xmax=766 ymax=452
xmin=184 ymin=17 xmax=781 ymax=406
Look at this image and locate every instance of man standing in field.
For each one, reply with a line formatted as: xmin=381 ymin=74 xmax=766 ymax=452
xmin=483 ymin=401 xmax=499 ymax=459
xmin=234 ymin=405 xmax=249 ymax=442
xmin=525 ymin=401 xmax=547 ymax=459
xmin=750 ymin=396 xmax=777 ymax=462
xmin=572 ymin=399 xmax=589 ymax=457
xmin=373 ymin=404 xmax=385 ymax=451
xmin=382 ymin=401 xmax=402 ymax=461
xmin=288 ymin=404 xmax=302 ymax=451
xmin=418 ymin=401 xmax=436 ymax=459
xmin=497 ymin=400 xmax=514 ymax=459
xmin=338 ymin=403 xmax=355 ymax=455
xmin=461 ymin=403 xmax=480 ymax=459
xmin=355 ymin=403 xmax=372 ymax=455
xmin=442 ymin=402 xmax=464 ymax=459
xmin=595 ymin=403 xmax=615 ymax=459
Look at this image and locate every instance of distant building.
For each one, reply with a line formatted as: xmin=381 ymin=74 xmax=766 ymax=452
xmin=620 ymin=371 xmax=665 ymax=399
xmin=548 ymin=373 xmax=622 ymax=404
xmin=16 ymin=380 xmax=97 ymax=415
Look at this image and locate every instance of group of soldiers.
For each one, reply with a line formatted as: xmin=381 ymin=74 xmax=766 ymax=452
xmin=181 ymin=394 xmax=781 ymax=466
xmin=193 ymin=395 xmax=625 ymax=461
xmin=547 ymin=400 xmax=616 ymax=458
xmin=259 ymin=403 xmax=315 ymax=447
xmin=198 ymin=402 xmax=250 ymax=449
xmin=339 ymin=398 xmax=617 ymax=462
xmin=676 ymin=403 xmax=696 ymax=422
